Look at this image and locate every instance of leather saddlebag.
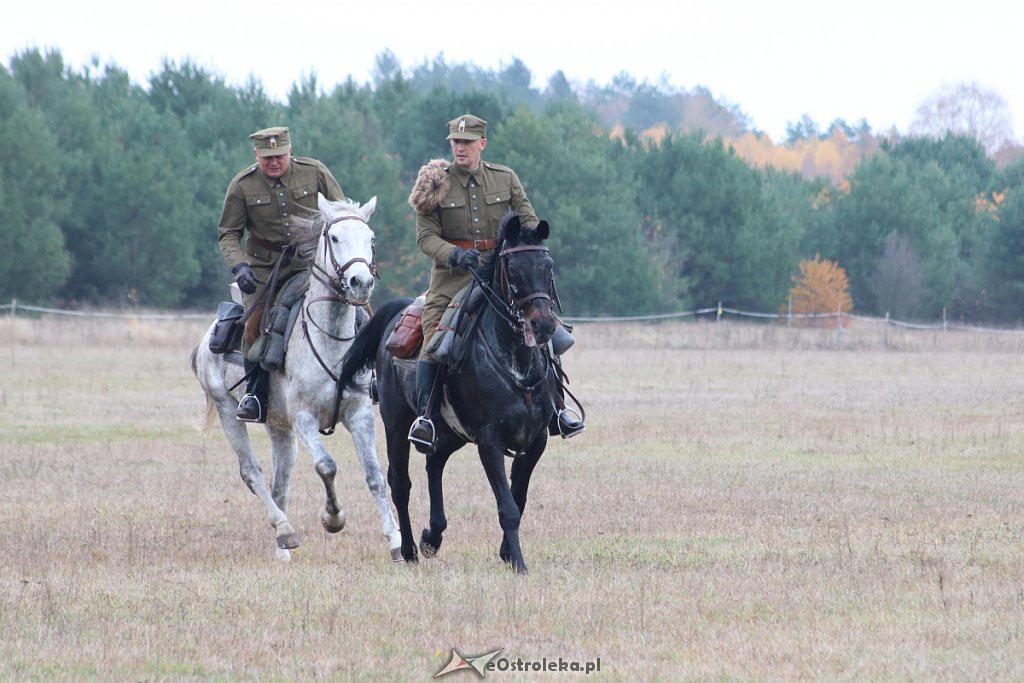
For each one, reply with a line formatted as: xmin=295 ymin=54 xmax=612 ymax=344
xmin=209 ymin=301 xmax=245 ymax=354
xmin=385 ymin=299 xmax=424 ymax=359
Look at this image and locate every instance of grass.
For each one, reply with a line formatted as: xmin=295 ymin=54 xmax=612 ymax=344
xmin=1 ymin=315 xmax=1023 ymax=680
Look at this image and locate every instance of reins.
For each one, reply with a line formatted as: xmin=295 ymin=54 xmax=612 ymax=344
xmin=466 ymin=240 xmax=581 ymax=422
xmin=300 ymin=212 xmax=378 ymax=435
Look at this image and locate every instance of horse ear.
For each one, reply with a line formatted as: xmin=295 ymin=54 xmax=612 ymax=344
xmin=361 ymin=196 xmax=378 ymax=220
xmin=535 ymin=220 xmax=550 ymax=241
xmin=502 ymin=210 xmax=521 ymax=241
xmin=317 ymin=192 xmax=330 ymax=213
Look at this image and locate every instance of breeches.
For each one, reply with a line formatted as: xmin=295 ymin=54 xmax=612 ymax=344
xmin=419 ymin=292 xmax=451 ymax=359
xmin=243 ymin=303 xmax=265 ymax=350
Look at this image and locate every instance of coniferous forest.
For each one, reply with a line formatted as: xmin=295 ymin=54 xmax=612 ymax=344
xmin=3 ymin=48 xmax=1024 ymax=322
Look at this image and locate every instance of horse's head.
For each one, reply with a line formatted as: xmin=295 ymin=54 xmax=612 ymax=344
xmin=312 ymin=194 xmax=379 ymax=306
xmin=492 ymin=211 xmax=557 ymax=348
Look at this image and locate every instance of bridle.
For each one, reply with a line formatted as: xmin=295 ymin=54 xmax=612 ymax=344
xmin=491 ymin=243 xmax=562 ymax=332
xmin=300 ymin=211 xmax=380 ymax=435
xmin=470 ymin=240 xmax=584 ymax=426
xmin=307 ymin=213 xmax=379 ymax=304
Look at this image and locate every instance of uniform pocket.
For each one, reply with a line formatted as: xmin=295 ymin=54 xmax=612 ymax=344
xmin=246 ymin=194 xmax=273 ymax=208
xmin=484 ymin=191 xmax=510 ymax=226
xmin=439 ymin=195 xmax=468 ymax=229
xmin=292 ymin=184 xmax=318 ymax=210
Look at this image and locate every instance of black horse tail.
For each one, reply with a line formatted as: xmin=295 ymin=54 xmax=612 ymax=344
xmin=340 ymin=297 xmax=414 ymax=391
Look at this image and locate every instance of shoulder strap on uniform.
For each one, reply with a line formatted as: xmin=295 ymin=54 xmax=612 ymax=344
xmin=484 ymin=161 xmax=512 ymax=173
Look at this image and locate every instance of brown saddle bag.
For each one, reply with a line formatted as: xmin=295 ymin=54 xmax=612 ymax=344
xmin=385 ymin=298 xmax=424 ymax=359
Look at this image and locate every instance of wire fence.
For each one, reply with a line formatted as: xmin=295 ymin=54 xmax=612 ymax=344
xmin=0 ymin=300 xmax=209 ymax=320
xmin=3 ymin=298 xmax=1023 ymax=337
xmin=563 ymin=302 xmax=1024 ymax=335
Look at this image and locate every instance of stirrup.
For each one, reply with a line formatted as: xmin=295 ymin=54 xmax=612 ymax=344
xmin=557 ymin=408 xmax=585 ymax=439
xmin=236 ymin=394 xmax=266 ymax=423
xmin=369 ymin=374 xmax=379 ymax=404
xmin=408 ymin=416 xmax=436 ymax=453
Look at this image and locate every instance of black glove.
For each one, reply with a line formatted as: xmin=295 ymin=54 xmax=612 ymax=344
xmin=448 ymin=247 xmax=480 ymax=270
xmin=232 ymin=262 xmax=260 ymax=294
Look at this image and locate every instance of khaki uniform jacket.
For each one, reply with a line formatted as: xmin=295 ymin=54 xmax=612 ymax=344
xmin=218 ymin=156 xmax=344 ymax=275
xmin=415 ymin=161 xmax=537 ymax=346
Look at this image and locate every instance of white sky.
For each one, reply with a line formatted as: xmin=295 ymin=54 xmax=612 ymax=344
xmin=3 ymin=0 xmax=1021 ymax=143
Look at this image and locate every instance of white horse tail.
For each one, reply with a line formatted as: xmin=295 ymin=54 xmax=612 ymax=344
xmin=189 ymin=344 xmax=218 ymax=433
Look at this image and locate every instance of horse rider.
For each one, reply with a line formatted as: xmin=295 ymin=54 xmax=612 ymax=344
xmin=407 ymin=113 xmax=585 ymax=452
xmin=217 ymin=126 xmax=345 ymax=423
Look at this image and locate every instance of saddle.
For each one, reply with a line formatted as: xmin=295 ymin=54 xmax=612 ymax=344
xmin=207 ymin=273 xmax=309 ymax=373
xmin=254 ymin=272 xmax=309 ymax=371
xmin=387 ymin=284 xmax=484 ymax=367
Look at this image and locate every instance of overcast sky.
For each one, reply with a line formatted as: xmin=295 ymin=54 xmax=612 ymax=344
xmin=4 ymin=0 xmax=1021 ymax=143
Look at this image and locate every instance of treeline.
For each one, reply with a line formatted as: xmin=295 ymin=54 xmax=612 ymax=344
xmin=3 ymin=48 xmax=1024 ymax=322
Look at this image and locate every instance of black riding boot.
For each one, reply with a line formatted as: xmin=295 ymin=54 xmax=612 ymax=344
xmin=236 ymin=359 xmax=268 ymax=423
xmin=553 ymin=407 xmax=585 ymax=438
xmin=408 ymin=359 xmax=440 ymax=454
xmin=547 ymin=359 xmax=585 ymax=439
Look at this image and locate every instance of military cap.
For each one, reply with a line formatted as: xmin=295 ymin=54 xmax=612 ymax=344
xmin=446 ymin=114 xmax=487 ymax=141
xmin=250 ymin=126 xmax=291 ymax=156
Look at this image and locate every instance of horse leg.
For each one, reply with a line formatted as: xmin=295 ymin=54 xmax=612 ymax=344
xmin=501 ymin=434 xmax=546 ymax=564
xmin=383 ymin=417 xmax=418 ymax=563
xmin=266 ymin=423 xmax=301 ymax=553
xmin=420 ymin=443 xmax=457 ymax=558
xmin=211 ymin=398 xmax=296 ymax=558
xmin=340 ymin=402 xmax=403 ymax=561
xmin=293 ymin=412 xmax=346 ymax=534
xmin=477 ymin=444 xmax=528 ymax=574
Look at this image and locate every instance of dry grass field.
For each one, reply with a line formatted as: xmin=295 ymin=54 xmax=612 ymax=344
xmin=2 ymin=314 xmax=1023 ymax=680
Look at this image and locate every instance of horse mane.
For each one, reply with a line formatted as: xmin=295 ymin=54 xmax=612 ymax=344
xmin=290 ymin=197 xmax=367 ymax=261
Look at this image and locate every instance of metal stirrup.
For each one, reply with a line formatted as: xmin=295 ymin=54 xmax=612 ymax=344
xmin=408 ymin=416 xmax=436 ymax=448
xmin=557 ymin=407 xmax=585 ymax=438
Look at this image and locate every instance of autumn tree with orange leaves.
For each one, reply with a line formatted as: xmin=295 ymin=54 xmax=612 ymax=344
xmin=786 ymin=256 xmax=853 ymax=327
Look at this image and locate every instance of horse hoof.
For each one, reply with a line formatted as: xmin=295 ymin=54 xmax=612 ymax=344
xmin=321 ymin=511 xmax=346 ymax=534
xmin=419 ymin=541 xmax=438 ymax=558
xmin=503 ymin=557 xmax=529 ymax=574
xmin=276 ymin=532 xmax=301 ymax=550
xmin=390 ymin=547 xmax=405 ymax=562
xmin=275 ymin=548 xmax=292 ymax=562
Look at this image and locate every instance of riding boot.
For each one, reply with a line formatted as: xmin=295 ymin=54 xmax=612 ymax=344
xmin=408 ymin=359 xmax=440 ymax=454
xmin=236 ymin=359 xmax=268 ymax=423
xmin=551 ymin=323 xmax=575 ymax=355
xmin=554 ymin=407 xmax=585 ymax=438
xmin=547 ymin=357 xmax=585 ymax=439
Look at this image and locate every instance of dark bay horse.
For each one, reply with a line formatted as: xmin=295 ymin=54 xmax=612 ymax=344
xmin=339 ymin=214 xmax=561 ymax=573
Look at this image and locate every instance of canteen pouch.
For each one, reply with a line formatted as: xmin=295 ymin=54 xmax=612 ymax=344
xmin=385 ymin=299 xmax=424 ymax=359
xmin=209 ymin=301 xmax=244 ymax=354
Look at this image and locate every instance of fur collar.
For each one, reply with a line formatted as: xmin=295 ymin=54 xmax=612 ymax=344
xmin=408 ymin=159 xmax=451 ymax=214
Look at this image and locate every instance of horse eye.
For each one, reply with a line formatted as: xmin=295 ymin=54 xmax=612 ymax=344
xmin=330 ymin=235 xmax=339 ymax=243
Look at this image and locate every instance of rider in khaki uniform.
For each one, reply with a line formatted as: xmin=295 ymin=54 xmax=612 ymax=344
xmin=407 ymin=114 xmax=583 ymax=451
xmin=218 ymin=126 xmax=344 ymax=422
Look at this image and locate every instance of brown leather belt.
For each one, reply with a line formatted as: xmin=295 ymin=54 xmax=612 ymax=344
xmin=248 ymin=235 xmax=286 ymax=253
xmin=449 ymin=238 xmax=498 ymax=251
